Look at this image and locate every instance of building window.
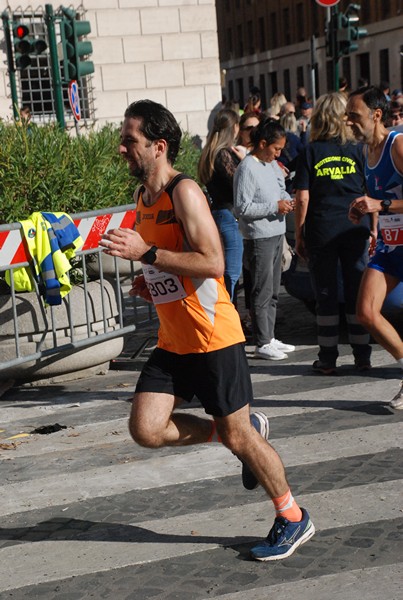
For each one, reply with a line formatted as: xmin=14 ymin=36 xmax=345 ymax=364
xmin=227 ymin=28 xmax=233 ymax=57
xmin=326 ymin=61 xmax=333 ymax=92
xmin=358 ymin=53 xmax=370 ymax=86
xmin=296 ymin=3 xmax=305 ymax=43
xmin=297 ymin=66 xmax=304 ymax=88
xmin=237 ymin=78 xmax=244 ymax=107
xmin=361 ymin=1 xmax=370 ymax=23
xmin=379 ymin=49 xmax=390 ymax=85
xmin=259 ymin=73 xmax=266 ymax=108
xmin=342 ymin=56 xmax=351 ymax=90
xmin=283 ymin=8 xmax=291 ymax=46
xmin=283 ymin=69 xmax=291 ymax=100
xmin=270 ymin=71 xmax=278 ymax=96
xmin=381 ymin=0 xmax=391 ymax=19
xmin=11 ymin=7 xmax=95 ymax=125
xmin=228 ymin=80 xmax=234 ymax=103
xmin=270 ymin=13 xmax=278 ymax=49
xmin=312 ymin=3 xmax=320 ymax=37
xmin=259 ymin=17 xmax=265 ymax=52
xmin=247 ymin=20 xmax=254 ymax=55
xmin=237 ymin=24 xmax=243 ymax=57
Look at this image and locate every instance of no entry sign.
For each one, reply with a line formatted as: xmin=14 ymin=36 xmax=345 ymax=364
xmin=68 ymin=80 xmax=81 ymax=122
xmin=315 ymin=0 xmax=340 ymax=6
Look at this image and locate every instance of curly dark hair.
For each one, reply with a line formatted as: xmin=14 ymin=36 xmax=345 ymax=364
xmin=124 ymin=100 xmax=182 ymax=164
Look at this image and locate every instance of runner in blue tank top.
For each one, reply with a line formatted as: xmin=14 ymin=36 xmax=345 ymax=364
xmin=347 ymin=86 xmax=403 ymax=409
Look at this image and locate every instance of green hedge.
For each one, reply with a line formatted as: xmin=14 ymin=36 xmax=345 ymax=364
xmin=0 ymin=122 xmax=201 ymax=224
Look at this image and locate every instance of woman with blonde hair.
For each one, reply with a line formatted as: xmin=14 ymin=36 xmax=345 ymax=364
xmin=294 ymin=92 xmax=376 ymax=374
xmin=198 ymin=109 xmax=243 ymax=301
xmin=269 ymin=92 xmax=287 ymax=119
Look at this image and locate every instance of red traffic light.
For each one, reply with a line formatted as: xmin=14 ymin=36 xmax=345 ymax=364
xmin=14 ymin=24 xmax=29 ymax=39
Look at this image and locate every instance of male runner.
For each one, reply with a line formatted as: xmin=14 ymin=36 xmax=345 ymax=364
xmin=99 ymin=100 xmax=314 ymax=561
xmin=347 ymin=86 xmax=403 ymax=409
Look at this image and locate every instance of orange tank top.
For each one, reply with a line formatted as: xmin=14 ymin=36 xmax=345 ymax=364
xmin=135 ymin=174 xmax=245 ymax=354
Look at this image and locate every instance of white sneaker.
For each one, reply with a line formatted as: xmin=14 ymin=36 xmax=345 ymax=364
xmin=390 ymin=380 xmax=403 ymax=410
xmin=271 ymin=338 xmax=296 ymax=353
xmin=254 ymin=342 xmax=288 ymax=361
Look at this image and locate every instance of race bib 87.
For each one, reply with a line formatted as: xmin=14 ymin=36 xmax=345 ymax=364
xmin=379 ymin=214 xmax=403 ymax=247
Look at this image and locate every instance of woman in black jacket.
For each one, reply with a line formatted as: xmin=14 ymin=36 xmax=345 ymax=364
xmin=294 ymin=92 xmax=376 ymax=374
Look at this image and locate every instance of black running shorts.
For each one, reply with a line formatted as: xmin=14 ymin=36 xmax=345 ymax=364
xmin=135 ymin=343 xmax=253 ymax=417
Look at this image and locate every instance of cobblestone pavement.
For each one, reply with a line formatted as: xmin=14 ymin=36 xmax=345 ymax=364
xmin=0 ymin=291 xmax=402 ymax=599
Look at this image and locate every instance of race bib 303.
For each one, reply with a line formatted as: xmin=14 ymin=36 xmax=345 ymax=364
xmin=142 ymin=264 xmax=187 ymax=305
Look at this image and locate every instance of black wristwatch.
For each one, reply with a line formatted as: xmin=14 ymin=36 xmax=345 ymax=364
xmin=380 ymin=199 xmax=392 ymax=213
xmin=141 ymin=245 xmax=158 ymax=265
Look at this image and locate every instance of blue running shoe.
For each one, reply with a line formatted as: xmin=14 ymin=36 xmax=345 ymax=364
xmin=250 ymin=508 xmax=315 ymax=561
xmin=241 ymin=412 xmax=270 ymax=490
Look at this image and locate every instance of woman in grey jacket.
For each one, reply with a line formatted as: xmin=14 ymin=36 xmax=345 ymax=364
xmin=234 ymin=119 xmax=296 ymax=360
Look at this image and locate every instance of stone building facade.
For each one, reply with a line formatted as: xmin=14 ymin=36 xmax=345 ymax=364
xmin=215 ymin=0 xmax=403 ymax=108
xmin=0 ymin=1 xmax=222 ymax=139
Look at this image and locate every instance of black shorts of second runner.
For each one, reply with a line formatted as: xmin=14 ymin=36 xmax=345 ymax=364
xmin=135 ymin=342 xmax=253 ymax=417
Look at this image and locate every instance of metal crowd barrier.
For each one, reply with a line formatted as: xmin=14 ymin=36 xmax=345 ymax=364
xmin=0 ymin=205 xmax=156 ymax=376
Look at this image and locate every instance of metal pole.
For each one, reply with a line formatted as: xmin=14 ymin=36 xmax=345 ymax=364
xmin=1 ymin=11 xmax=20 ymax=120
xmin=44 ymin=4 xmax=65 ymax=128
xmin=310 ymin=35 xmax=317 ymax=104
xmin=331 ymin=5 xmax=340 ymax=91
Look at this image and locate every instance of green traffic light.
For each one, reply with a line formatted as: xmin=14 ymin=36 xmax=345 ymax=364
xmin=77 ymin=60 xmax=94 ymax=78
xmin=351 ymin=26 xmax=368 ymax=40
xmin=335 ymin=4 xmax=368 ymax=58
xmin=74 ymin=21 xmax=91 ymax=38
xmin=60 ymin=8 xmax=94 ymax=83
xmin=76 ymin=40 xmax=92 ymax=57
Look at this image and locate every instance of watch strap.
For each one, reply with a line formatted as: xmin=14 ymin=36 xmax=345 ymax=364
xmin=141 ymin=245 xmax=158 ymax=265
xmin=380 ymin=199 xmax=392 ymax=212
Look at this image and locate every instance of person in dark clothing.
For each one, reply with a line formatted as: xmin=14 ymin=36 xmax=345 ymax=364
xmin=279 ymin=112 xmax=307 ymax=193
xmin=198 ymin=109 xmax=244 ymax=301
xmin=294 ymin=92 xmax=376 ymax=374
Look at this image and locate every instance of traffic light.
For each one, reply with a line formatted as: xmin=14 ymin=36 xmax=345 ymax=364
xmin=325 ymin=12 xmax=337 ymax=59
xmin=60 ymin=8 xmax=94 ymax=84
xmin=337 ymin=4 xmax=368 ymax=57
xmin=13 ymin=21 xmax=48 ymax=69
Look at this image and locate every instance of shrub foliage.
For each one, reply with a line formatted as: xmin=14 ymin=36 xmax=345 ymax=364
xmin=0 ymin=122 xmax=201 ymax=223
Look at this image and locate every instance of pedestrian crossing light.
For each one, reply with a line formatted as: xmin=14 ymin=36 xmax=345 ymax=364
xmin=60 ymin=7 xmax=94 ymax=84
xmin=337 ymin=4 xmax=368 ymax=57
xmin=13 ymin=21 xmax=48 ymax=70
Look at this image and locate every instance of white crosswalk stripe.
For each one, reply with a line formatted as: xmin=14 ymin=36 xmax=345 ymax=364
xmin=0 ymin=340 xmax=402 ymax=599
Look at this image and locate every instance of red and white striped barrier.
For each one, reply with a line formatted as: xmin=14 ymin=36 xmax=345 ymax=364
xmin=74 ymin=209 xmax=136 ymax=252
xmin=0 ymin=209 xmax=137 ymax=269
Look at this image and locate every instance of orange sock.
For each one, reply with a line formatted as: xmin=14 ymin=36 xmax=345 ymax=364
xmin=206 ymin=420 xmax=222 ymax=443
xmin=272 ymin=489 xmax=302 ymax=522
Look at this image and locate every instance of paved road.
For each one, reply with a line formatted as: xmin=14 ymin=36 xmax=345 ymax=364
xmin=0 ymin=294 xmax=402 ymax=599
